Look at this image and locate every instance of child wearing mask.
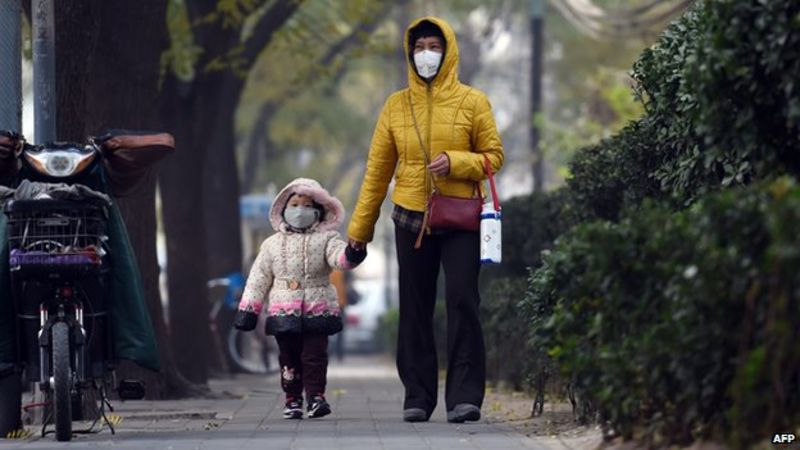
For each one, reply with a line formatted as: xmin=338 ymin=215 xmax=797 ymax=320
xmin=234 ymin=178 xmax=367 ymax=419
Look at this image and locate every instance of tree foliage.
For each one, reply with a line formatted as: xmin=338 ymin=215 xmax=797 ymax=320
xmin=633 ymin=1 xmax=800 ymax=205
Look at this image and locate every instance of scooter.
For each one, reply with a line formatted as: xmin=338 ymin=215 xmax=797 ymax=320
xmin=0 ymin=130 xmax=173 ymax=441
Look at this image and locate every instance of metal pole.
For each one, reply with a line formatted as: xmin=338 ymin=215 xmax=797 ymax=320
xmin=0 ymin=1 xmax=22 ymax=132
xmin=530 ymin=0 xmax=544 ymax=192
xmin=32 ymin=0 xmax=56 ymax=144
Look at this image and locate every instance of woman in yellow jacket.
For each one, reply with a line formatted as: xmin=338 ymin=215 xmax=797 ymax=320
xmin=348 ymin=17 xmax=503 ymax=424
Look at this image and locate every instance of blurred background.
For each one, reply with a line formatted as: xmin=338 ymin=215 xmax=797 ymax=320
xmin=10 ymin=0 xmax=688 ymax=394
xmin=7 ymin=1 xmax=800 ymax=446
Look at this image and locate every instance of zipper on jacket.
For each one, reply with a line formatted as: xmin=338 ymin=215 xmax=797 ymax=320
xmin=425 ymin=84 xmax=434 ymax=236
xmin=426 ymin=84 xmax=433 ymax=195
xmin=302 ymin=233 xmax=309 ymax=283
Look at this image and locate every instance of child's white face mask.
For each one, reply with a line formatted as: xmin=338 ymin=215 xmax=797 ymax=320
xmin=284 ymin=205 xmax=319 ymax=230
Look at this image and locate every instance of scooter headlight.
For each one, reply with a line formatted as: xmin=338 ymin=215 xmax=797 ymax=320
xmin=25 ymin=149 xmax=96 ymax=178
xmin=46 ymin=154 xmax=77 ymax=176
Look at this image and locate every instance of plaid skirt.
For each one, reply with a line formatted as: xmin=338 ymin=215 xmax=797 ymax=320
xmin=391 ymin=205 xmax=446 ymax=235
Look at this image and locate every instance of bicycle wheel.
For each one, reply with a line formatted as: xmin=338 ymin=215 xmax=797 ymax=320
xmin=51 ymin=322 xmax=72 ymax=442
xmin=226 ymin=328 xmax=273 ymax=374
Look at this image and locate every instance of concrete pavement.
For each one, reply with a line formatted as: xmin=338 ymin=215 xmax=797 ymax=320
xmin=0 ymin=355 xmax=563 ymax=449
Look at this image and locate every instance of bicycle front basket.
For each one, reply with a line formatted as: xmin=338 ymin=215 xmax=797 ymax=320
xmin=3 ymin=199 xmax=109 ymax=277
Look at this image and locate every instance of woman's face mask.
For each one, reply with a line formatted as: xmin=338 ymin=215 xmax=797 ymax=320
xmin=284 ymin=205 xmax=319 ymax=230
xmin=414 ymin=50 xmax=442 ymax=80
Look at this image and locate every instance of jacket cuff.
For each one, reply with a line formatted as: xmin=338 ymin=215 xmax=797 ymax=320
xmin=445 ymin=151 xmax=481 ymax=181
xmin=346 ymin=226 xmax=373 ymax=244
xmin=238 ymin=299 xmax=263 ymax=315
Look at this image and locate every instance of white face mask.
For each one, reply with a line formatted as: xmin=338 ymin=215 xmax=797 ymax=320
xmin=284 ymin=205 xmax=320 ymax=230
xmin=414 ymin=50 xmax=442 ymax=80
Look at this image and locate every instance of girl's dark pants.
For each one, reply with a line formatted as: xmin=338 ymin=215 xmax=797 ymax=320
xmin=275 ymin=334 xmax=328 ymax=399
xmin=394 ymin=225 xmax=486 ymax=415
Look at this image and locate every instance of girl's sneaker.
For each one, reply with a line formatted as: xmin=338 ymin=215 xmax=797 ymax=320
xmin=283 ymin=396 xmax=303 ymax=419
xmin=307 ymin=394 xmax=331 ymax=419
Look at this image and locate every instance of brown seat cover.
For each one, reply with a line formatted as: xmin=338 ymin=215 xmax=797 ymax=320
xmin=100 ymin=132 xmax=175 ymax=197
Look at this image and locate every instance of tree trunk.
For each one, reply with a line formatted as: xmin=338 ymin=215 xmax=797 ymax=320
xmin=241 ymin=103 xmax=277 ymax=194
xmin=158 ymin=75 xmax=214 ymax=385
xmin=200 ymin=73 xmax=244 ymax=280
xmin=158 ymin=0 xmax=302 ymax=378
xmin=53 ymin=0 xmax=190 ymax=399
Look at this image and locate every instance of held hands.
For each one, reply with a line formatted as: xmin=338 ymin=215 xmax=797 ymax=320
xmin=427 ymin=153 xmax=450 ymax=177
xmin=345 ymin=243 xmax=367 ymax=265
xmin=233 ymin=309 xmax=258 ymax=331
xmin=346 ymin=239 xmax=368 ymax=265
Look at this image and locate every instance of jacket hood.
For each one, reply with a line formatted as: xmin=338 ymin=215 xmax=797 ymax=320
xmin=404 ymin=16 xmax=459 ymax=92
xmin=269 ymin=178 xmax=345 ymax=233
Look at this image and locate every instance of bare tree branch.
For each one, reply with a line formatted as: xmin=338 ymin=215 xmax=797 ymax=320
xmin=319 ymin=0 xmax=403 ymax=66
xmin=241 ymin=1 xmax=405 ymax=192
xmin=241 ymin=0 xmax=305 ymax=67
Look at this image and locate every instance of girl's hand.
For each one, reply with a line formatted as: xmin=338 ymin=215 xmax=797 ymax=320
xmin=233 ymin=310 xmax=258 ymax=331
xmin=427 ymin=153 xmax=450 ymax=177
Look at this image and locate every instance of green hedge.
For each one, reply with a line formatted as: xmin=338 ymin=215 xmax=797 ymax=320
xmin=566 ymin=118 xmax=664 ymax=222
xmin=480 ymin=277 xmax=542 ymax=391
xmin=524 ymin=178 xmax=800 ymax=447
xmin=514 ymin=1 xmax=800 ymax=447
xmin=480 ymin=188 xmax=575 ymax=391
xmin=565 ymin=1 xmax=800 ymax=214
xmin=632 ymin=1 xmax=800 ymax=205
xmin=491 ymin=189 xmax=576 ymax=277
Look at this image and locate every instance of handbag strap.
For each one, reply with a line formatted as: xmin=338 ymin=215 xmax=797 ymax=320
xmin=407 ymin=93 xmax=431 ymax=249
xmin=407 ymin=91 xmax=438 ymax=193
xmin=407 ymin=91 xmax=481 ymax=197
xmin=483 ymin=155 xmax=500 ymax=211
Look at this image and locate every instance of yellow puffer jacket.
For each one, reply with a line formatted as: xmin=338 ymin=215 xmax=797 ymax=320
xmin=348 ymin=16 xmax=504 ymax=243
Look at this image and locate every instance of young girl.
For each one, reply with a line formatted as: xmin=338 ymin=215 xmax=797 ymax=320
xmin=234 ymin=178 xmax=366 ymax=419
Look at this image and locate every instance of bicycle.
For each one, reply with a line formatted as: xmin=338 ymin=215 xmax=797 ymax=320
xmin=208 ymin=274 xmax=276 ymax=375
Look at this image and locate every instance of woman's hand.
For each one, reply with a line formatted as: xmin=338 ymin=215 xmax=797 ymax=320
xmin=427 ymin=153 xmax=450 ymax=177
xmin=348 ymin=239 xmax=367 ymax=251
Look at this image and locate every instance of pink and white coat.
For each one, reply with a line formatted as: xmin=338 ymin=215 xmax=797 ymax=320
xmin=238 ymin=178 xmax=358 ymax=335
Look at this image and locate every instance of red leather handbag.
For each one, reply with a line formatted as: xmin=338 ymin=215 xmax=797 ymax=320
xmin=427 ymin=189 xmax=482 ymax=232
xmin=407 ymin=93 xmax=492 ymax=248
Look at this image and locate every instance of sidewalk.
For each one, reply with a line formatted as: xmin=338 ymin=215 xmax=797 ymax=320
xmin=0 ymin=355 xmax=585 ymax=449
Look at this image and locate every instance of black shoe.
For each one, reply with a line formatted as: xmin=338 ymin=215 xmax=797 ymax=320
xmin=447 ymin=403 xmax=481 ymax=423
xmin=403 ymin=408 xmax=429 ymax=422
xmin=283 ymin=396 xmax=303 ymax=419
xmin=307 ymin=394 xmax=331 ymax=419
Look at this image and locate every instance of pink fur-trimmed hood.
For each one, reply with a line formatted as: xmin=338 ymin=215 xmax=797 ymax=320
xmin=269 ymin=178 xmax=345 ymax=233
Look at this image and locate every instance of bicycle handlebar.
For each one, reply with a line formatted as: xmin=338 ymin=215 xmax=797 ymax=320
xmin=207 ymin=278 xmax=231 ymax=289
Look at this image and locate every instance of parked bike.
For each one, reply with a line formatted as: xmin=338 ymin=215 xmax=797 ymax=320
xmin=0 ymin=130 xmax=173 ymax=441
xmin=208 ymin=273 xmax=277 ymax=375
